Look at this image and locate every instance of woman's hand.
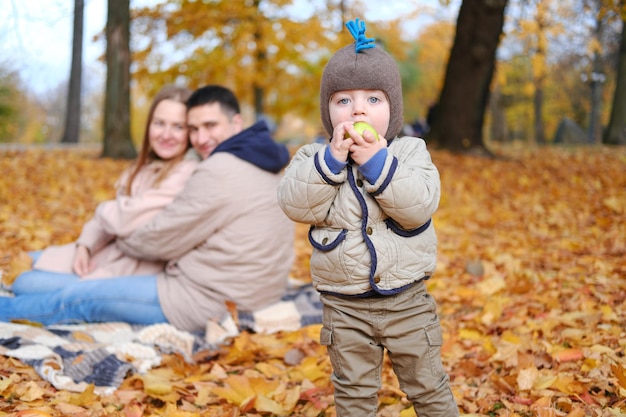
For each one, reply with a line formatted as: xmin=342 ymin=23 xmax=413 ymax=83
xmin=73 ymin=245 xmax=94 ymax=276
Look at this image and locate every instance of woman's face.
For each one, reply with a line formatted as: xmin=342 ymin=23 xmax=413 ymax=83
xmin=148 ymin=99 xmax=189 ymax=160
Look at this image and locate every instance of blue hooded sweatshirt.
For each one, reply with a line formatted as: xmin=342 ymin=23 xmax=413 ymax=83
xmin=211 ymin=120 xmax=290 ymax=173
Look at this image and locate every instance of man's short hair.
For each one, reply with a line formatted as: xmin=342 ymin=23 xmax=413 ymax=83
xmin=187 ymin=85 xmax=241 ymax=117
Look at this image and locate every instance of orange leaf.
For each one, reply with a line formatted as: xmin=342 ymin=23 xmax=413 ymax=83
xmin=123 ymin=401 xmax=145 ymax=417
xmin=611 ymin=364 xmax=626 ymax=390
xmin=15 ymin=412 xmax=53 ymax=417
xmin=552 ymin=348 xmax=584 ymax=363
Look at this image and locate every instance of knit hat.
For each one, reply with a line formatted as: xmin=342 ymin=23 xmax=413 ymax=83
xmin=320 ymin=19 xmax=403 ymax=139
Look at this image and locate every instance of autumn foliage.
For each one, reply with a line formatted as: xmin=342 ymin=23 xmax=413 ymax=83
xmin=0 ymin=145 xmax=625 ymax=416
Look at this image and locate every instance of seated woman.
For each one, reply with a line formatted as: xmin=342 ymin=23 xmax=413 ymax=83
xmin=12 ymin=85 xmax=199 ymax=295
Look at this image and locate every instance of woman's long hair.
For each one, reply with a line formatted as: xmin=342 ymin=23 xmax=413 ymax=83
xmin=124 ymin=85 xmax=192 ymax=196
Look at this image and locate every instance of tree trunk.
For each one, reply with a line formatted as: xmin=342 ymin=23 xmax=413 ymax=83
xmin=253 ymin=0 xmax=266 ymax=120
xmin=489 ymin=84 xmax=507 ymax=142
xmin=532 ymin=1 xmax=548 ymax=145
xmin=588 ymin=15 xmax=605 ymax=145
xmin=61 ymin=0 xmax=84 ymax=144
xmin=102 ymin=0 xmax=136 ymax=159
xmin=533 ymin=86 xmax=544 ymax=144
xmin=604 ymin=16 xmax=626 ymax=145
xmin=426 ymin=0 xmax=508 ymax=155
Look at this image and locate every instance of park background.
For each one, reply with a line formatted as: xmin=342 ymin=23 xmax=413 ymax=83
xmin=1 ymin=0 xmax=625 ymax=152
xmin=0 ymin=0 xmax=625 ymax=416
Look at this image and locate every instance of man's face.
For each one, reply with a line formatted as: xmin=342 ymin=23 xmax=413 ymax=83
xmin=187 ymin=102 xmax=243 ymax=160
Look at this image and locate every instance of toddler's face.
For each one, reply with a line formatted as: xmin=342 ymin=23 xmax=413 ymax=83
xmin=329 ymin=89 xmax=390 ymax=139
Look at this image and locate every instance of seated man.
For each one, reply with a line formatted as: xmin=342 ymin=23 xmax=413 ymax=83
xmin=117 ymin=84 xmax=295 ymax=332
xmin=0 ymin=85 xmax=295 ymax=333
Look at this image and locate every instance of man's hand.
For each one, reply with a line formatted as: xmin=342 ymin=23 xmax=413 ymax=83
xmin=73 ymin=245 xmax=94 ymax=276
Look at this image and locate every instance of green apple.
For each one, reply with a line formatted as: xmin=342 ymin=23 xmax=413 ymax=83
xmin=344 ymin=121 xmax=379 ymax=141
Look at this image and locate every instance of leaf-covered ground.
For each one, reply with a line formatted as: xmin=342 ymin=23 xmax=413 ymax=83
xmin=0 ymin=145 xmax=625 ymax=417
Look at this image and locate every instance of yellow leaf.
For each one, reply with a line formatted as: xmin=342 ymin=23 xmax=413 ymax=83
xmin=533 ymin=373 xmax=558 ymax=390
xmin=458 ymin=327 xmax=496 ymax=354
xmin=517 ymin=366 xmax=539 ymax=391
xmin=9 ymin=319 xmax=44 ymax=328
xmin=141 ymin=373 xmax=173 ymax=396
xmin=459 ymin=328 xmax=483 ymax=341
xmin=552 ymin=375 xmax=585 ymax=395
xmin=400 ymin=406 xmax=418 ymax=417
xmin=212 ymin=375 xmax=257 ymax=406
xmin=71 ymin=331 xmax=95 ymax=343
xmin=69 ymin=383 xmax=97 ymax=406
xmin=193 ymin=383 xmax=214 ymax=407
xmin=603 ymin=196 xmax=625 ymax=213
xmin=0 ymin=377 xmax=12 ymax=393
xmin=302 ymin=324 xmax=323 ymax=342
xmin=580 ymin=358 xmax=598 ymax=372
xmin=480 ymin=297 xmax=505 ymax=325
xmin=600 ymin=304 xmax=619 ymax=321
xmin=208 ymin=362 xmax=228 ymax=379
xmin=255 ymin=361 xmax=286 ymax=378
xmin=296 ymin=356 xmax=328 ymax=383
xmin=18 ymin=381 xmax=46 ymax=402
xmin=162 ymin=401 xmax=199 ymax=417
xmin=272 ymin=385 xmax=301 ymax=414
xmin=254 ymin=394 xmax=285 ymax=414
xmin=500 ymin=330 xmax=522 ymax=344
xmin=476 ymin=275 xmax=506 ymax=296
xmin=560 ymin=328 xmax=587 ymax=342
xmin=531 ymin=396 xmax=556 ymax=417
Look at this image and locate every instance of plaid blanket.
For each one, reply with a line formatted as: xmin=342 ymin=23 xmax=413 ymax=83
xmin=0 ymin=283 xmax=322 ymax=395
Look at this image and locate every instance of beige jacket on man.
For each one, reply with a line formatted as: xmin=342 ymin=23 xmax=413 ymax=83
xmin=117 ymin=152 xmax=295 ymax=332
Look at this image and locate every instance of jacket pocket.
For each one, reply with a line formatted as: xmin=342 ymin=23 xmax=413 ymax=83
xmin=384 ymin=217 xmax=431 ymax=237
xmin=309 ymin=226 xmax=367 ymax=289
xmin=308 ymin=226 xmax=347 ymax=251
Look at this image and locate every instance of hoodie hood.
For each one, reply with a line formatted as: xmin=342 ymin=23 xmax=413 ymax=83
xmin=212 ymin=121 xmax=290 ymax=173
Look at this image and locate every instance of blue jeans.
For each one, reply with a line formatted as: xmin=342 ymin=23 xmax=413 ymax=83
xmin=11 ymin=250 xmax=78 ymax=295
xmin=0 ymin=275 xmax=167 ymax=326
xmin=12 ymin=269 xmax=81 ymax=295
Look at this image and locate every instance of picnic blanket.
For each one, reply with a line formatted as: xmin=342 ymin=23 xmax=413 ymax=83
xmin=0 ymin=282 xmax=322 ymax=395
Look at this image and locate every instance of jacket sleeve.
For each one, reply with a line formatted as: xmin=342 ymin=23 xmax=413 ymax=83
xmin=75 ymin=216 xmax=115 ymax=254
xmin=277 ymin=144 xmax=347 ymax=224
xmin=116 ymin=157 xmax=233 ymax=261
xmin=364 ymin=138 xmax=440 ymax=229
xmin=95 ymin=160 xmax=198 ymax=238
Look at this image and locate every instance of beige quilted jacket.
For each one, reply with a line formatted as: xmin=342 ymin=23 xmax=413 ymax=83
xmin=278 ymin=136 xmax=440 ymax=296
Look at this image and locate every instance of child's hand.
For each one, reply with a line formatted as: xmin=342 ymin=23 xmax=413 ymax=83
xmin=344 ymin=123 xmax=387 ymax=166
xmin=329 ymin=122 xmax=355 ymax=162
